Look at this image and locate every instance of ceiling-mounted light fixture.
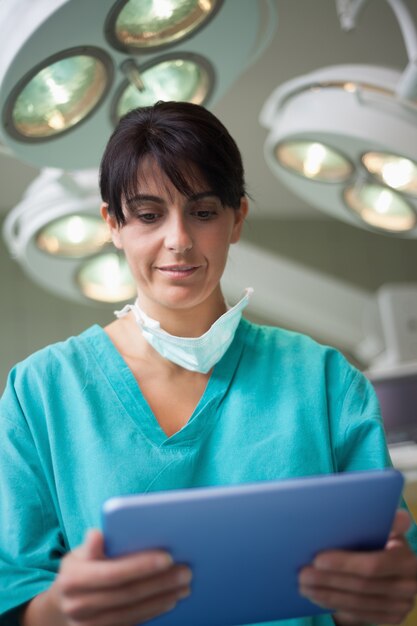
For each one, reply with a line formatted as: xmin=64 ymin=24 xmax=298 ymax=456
xmin=36 ymin=214 xmax=110 ymax=258
xmin=260 ymin=0 xmax=417 ymax=238
xmin=2 ymin=168 xmax=136 ymax=304
xmin=4 ymin=47 xmax=113 ymax=142
xmin=105 ymin=0 xmax=223 ymax=52
xmin=275 ymin=140 xmax=354 ymax=183
xmin=77 ymin=251 xmax=136 ymax=303
xmin=361 ymin=152 xmax=417 ymax=197
xmin=344 ymin=182 xmax=417 ymax=233
xmin=0 ymin=0 xmax=276 ymax=170
xmin=112 ymin=52 xmax=213 ymax=123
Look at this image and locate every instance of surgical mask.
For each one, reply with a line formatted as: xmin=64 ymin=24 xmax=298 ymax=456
xmin=115 ymin=288 xmax=253 ymax=373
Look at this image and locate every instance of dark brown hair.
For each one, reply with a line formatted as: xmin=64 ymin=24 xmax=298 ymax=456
xmin=99 ymin=101 xmax=246 ymax=225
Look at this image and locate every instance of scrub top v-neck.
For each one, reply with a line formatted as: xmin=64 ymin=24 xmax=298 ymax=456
xmin=83 ymin=319 xmax=249 ymax=448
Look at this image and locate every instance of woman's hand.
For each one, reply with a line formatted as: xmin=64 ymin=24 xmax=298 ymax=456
xmin=299 ymin=509 xmax=417 ymax=625
xmin=49 ymin=529 xmax=192 ymax=626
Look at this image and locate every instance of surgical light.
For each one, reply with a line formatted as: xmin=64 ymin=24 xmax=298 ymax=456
xmin=77 ymin=252 xmax=136 ymax=303
xmin=0 ymin=0 xmax=274 ymax=170
xmin=106 ymin=0 xmax=222 ymax=52
xmin=2 ymin=168 xmax=135 ymax=304
xmin=344 ymin=184 xmax=417 ymax=234
xmin=260 ymin=0 xmax=417 ymax=238
xmin=6 ymin=49 xmax=111 ymax=141
xmin=275 ymin=140 xmax=353 ymax=183
xmin=114 ymin=54 xmax=211 ymax=121
xmin=362 ymin=152 xmax=417 ymax=197
xmin=36 ymin=214 xmax=110 ymax=258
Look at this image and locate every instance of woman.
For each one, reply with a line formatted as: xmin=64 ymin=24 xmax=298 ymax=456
xmin=1 ymin=101 xmax=417 ymax=626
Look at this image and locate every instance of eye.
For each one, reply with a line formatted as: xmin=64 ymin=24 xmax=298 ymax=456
xmin=137 ymin=211 xmax=161 ymax=223
xmin=194 ymin=209 xmax=216 ymax=220
xmin=190 ymin=200 xmax=221 ymax=220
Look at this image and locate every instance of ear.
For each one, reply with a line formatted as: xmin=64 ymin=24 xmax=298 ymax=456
xmin=230 ymin=196 xmax=249 ymax=244
xmin=101 ymin=203 xmax=123 ymax=249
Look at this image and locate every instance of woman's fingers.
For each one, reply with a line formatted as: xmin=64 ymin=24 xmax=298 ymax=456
xmin=311 ymin=544 xmax=417 ymax=579
xmin=60 ymin=565 xmax=192 ymax=620
xmin=299 ymin=583 xmax=414 ymax=613
xmin=300 ymin=580 xmax=415 ymax=626
xmin=389 ymin=509 xmax=411 ymax=539
xmin=54 ymin=530 xmax=193 ymax=626
xmin=67 ymin=588 xmax=189 ymax=626
xmin=298 ymin=514 xmax=417 ymax=626
xmin=60 ymin=548 xmax=175 ymax=592
xmin=333 ymin=606 xmax=413 ymax=626
xmin=81 ymin=530 xmax=106 ymax=561
xmin=300 ymin=565 xmax=417 ymax=598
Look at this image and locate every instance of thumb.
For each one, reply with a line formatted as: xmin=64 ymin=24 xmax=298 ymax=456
xmin=390 ymin=509 xmax=411 ymax=536
xmin=386 ymin=509 xmax=411 ymax=549
xmin=83 ymin=528 xmax=105 ymax=560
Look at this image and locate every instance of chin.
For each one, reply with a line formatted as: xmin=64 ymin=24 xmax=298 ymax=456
xmin=157 ymin=287 xmax=211 ymax=311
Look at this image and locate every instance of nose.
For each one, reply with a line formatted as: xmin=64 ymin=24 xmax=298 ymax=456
xmin=164 ymin=213 xmax=193 ymax=253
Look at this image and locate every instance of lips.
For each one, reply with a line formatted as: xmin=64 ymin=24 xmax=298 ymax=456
xmin=157 ymin=265 xmax=198 ymax=271
xmin=156 ymin=264 xmax=200 ymax=278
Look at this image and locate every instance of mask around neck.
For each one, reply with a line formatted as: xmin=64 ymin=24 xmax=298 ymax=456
xmin=115 ymin=288 xmax=253 ymax=373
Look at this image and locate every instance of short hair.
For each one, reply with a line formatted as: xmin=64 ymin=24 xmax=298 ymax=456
xmin=99 ymin=101 xmax=246 ymax=225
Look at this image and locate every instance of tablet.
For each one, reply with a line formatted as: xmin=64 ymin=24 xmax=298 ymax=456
xmin=102 ymin=469 xmax=403 ymax=626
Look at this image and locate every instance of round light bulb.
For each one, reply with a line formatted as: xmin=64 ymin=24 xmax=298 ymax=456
xmin=362 ymin=152 xmax=417 ymax=197
xmin=115 ymin=56 xmax=211 ymax=120
xmin=109 ymin=0 xmax=221 ymax=51
xmin=36 ymin=215 xmax=110 ymax=257
xmin=344 ymin=184 xmax=417 ymax=233
xmin=77 ymin=252 xmax=136 ymax=302
xmin=10 ymin=52 xmax=109 ymax=139
xmin=275 ymin=140 xmax=353 ymax=182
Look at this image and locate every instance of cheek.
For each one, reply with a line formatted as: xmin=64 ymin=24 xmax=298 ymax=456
xmin=120 ymin=236 xmax=160 ymax=280
xmin=204 ymin=232 xmax=233 ymax=267
xmin=110 ymin=229 xmax=123 ymax=249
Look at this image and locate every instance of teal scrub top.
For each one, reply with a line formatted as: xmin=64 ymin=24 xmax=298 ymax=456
xmin=1 ymin=318 xmax=416 ymax=626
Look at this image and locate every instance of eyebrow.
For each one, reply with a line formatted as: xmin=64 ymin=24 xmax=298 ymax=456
xmin=125 ymin=191 xmax=219 ymax=208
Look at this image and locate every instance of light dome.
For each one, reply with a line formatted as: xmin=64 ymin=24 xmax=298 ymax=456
xmin=77 ymin=252 xmax=136 ymax=302
xmin=275 ymin=140 xmax=353 ymax=183
xmin=2 ymin=168 xmax=135 ymax=304
xmin=113 ymin=53 xmax=212 ymax=121
xmin=260 ymin=64 xmax=417 ymax=238
xmin=36 ymin=214 xmax=110 ymax=258
xmin=344 ymin=184 xmax=417 ymax=233
xmin=362 ymin=152 xmax=417 ymax=197
xmin=106 ymin=0 xmax=222 ymax=52
xmin=6 ymin=49 xmax=111 ymax=141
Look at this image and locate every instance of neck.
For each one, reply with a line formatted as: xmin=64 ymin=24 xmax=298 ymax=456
xmin=137 ymin=287 xmax=227 ymax=338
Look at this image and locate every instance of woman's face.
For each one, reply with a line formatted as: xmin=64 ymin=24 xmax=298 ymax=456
xmin=102 ymin=160 xmax=247 ymax=316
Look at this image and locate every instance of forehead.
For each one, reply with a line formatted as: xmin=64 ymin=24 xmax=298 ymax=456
xmin=133 ymin=157 xmax=209 ymax=200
